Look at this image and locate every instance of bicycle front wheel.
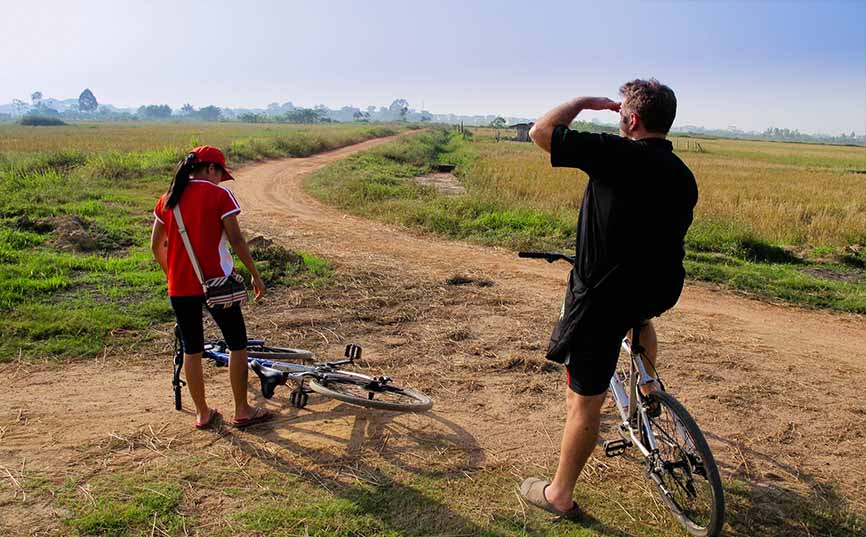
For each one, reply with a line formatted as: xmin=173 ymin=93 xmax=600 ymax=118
xmin=309 ymin=371 xmax=432 ymax=413
xmin=643 ymin=391 xmax=725 ymax=537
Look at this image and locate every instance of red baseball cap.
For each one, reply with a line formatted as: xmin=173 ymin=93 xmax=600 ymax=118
xmin=191 ymin=145 xmax=235 ymax=181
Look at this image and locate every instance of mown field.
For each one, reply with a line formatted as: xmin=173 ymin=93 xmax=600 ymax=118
xmin=0 ymin=122 xmax=402 ymax=360
xmin=306 ymin=127 xmax=866 ymax=313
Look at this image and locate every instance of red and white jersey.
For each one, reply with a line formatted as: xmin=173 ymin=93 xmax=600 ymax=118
xmin=154 ymin=179 xmax=241 ymax=296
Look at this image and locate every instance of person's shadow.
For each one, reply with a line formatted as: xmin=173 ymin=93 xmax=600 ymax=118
xmin=223 ymin=395 xmax=636 ymax=537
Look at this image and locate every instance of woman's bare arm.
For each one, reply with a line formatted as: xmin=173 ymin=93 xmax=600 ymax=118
xmin=222 ymin=214 xmax=266 ymax=300
xmin=150 ymin=220 xmax=169 ymax=275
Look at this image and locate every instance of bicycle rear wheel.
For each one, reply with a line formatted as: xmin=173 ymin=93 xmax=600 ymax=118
xmin=309 ymin=371 xmax=432 ymax=412
xmin=642 ymin=391 xmax=724 ymax=537
xmin=247 ymin=346 xmax=313 ymax=361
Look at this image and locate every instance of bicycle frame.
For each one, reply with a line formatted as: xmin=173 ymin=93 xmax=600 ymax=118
xmin=203 ymin=340 xmax=317 ymax=381
xmin=607 ymin=330 xmax=660 ymax=457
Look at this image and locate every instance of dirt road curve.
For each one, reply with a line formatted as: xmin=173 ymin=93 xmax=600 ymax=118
xmin=2 ymin=135 xmax=864 ymax=534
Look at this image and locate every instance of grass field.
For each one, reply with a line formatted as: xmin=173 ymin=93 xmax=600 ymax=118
xmin=306 ymin=127 xmax=866 ymax=313
xmin=0 ymin=122 xmax=401 ymax=360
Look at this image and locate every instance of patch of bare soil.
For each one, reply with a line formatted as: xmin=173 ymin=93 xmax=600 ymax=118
xmin=2 ymin=136 xmax=865 ymax=536
xmin=15 ymin=214 xmax=131 ymax=253
xmin=801 ymin=266 xmax=865 ymax=284
xmin=413 ymin=172 xmax=465 ymax=195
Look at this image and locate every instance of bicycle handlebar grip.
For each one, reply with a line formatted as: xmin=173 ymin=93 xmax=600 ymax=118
xmin=518 ymin=251 xmax=549 ymax=258
xmin=174 ymin=385 xmax=182 ymax=410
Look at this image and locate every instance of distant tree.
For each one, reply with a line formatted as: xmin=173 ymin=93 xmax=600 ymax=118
xmin=353 ymin=110 xmax=370 ymax=122
xmin=78 ymin=88 xmax=98 ymax=112
xmin=366 ymin=105 xmax=377 ymax=115
xmin=180 ymin=103 xmax=195 ymax=115
xmin=31 ymin=91 xmax=42 ymax=106
xmin=420 ymin=113 xmax=432 ymax=122
xmin=26 ymin=106 xmax=60 ymax=118
xmin=196 ymin=105 xmax=222 ymax=121
xmin=20 ymin=115 xmax=66 ymax=126
xmin=137 ymin=104 xmax=173 ymax=119
xmin=490 ymin=116 xmax=506 ymax=128
xmin=389 ymin=99 xmax=409 ymax=120
xmin=238 ymin=112 xmax=267 ymax=123
xmin=11 ymin=99 xmax=27 ymax=115
xmin=283 ymin=108 xmax=321 ymax=124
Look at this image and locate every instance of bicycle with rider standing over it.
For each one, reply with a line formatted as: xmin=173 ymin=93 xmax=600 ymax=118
xmin=517 ymin=79 xmax=722 ymax=536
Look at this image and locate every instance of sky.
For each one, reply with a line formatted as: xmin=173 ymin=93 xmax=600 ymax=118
xmin=1 ymin=0 xmax=864 ymax=135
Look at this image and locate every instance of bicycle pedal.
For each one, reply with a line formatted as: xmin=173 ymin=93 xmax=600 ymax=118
xmin=289 ymin=389 xmax=309 ymax=409
xmin=344 ymin=344 xmax=362 ymax=361
xmin=604 ymin=438 xmax=632 ymax=457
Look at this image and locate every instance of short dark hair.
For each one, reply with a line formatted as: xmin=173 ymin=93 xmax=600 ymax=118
xmin=619 ymin=78 xmax=676 ymax=134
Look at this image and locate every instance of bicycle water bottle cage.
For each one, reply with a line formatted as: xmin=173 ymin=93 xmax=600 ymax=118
xmin=250 ymin=360 xmax=286 ymax=399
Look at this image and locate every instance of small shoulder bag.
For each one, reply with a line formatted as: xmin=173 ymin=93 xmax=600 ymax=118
xmin=173 ymin=205 xmax=248 ymax=309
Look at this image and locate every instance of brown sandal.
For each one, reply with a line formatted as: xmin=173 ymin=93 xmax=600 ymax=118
xmin=518 ymin=478 xmax=584 ymax=521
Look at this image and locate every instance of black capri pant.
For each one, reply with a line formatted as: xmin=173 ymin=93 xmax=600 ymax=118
xmin=170 ymin=296 xmax=248 ymax=354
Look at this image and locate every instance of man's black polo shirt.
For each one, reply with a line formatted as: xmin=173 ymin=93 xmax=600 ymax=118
xmin=549 ymin=124 xmax=697 ymax=332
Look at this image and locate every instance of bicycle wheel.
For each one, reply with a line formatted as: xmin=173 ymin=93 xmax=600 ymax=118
xmin=642 ymin=391 xmax=725 ymax=537
xmin=247 ymin=346 xmax=314 ymax=361
xmin=309 ymin=371 xmax=433 ymax=412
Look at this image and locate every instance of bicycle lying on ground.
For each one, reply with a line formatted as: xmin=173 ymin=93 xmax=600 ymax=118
xmin=171 ymin=326 xmax=432 ymax=413
xmin=519 ymin=252 xmax=725 ymax=537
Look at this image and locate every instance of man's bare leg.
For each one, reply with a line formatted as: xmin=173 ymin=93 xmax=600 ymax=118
xmin=629 ymin=320 xmax=659 ymax=396
xmin=544 ymin=388 xmax=607 ymax=512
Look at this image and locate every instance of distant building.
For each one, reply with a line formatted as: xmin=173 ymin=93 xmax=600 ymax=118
xmin=509 ymin=122 xmax=534 ymax=142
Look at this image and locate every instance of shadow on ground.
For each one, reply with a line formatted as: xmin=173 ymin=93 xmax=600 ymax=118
xmin=229 ymin=402 xmax=637 ymax=537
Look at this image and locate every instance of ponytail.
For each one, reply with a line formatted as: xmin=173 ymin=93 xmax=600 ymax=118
xmin=165 ymin=153 xmax=197 ymax=209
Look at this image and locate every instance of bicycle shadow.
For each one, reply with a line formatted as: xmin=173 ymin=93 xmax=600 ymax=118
xmin=597 ymin=409 xmax=864 ymax=536
xmin=702 ymin=431 xmax=865 ymax=537
xmin=227 ymin=399 xmax=637 ymax=537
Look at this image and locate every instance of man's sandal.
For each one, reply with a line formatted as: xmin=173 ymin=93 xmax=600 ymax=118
xmin=518 ymin=478 xmax=584 ymax=521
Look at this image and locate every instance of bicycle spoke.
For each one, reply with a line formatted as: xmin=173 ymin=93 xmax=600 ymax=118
xmin=642 ymin=392 xmax=723 ymax=534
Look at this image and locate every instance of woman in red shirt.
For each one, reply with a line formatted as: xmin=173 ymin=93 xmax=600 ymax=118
xmin=151 ymin=146 xmax=271 ymax=429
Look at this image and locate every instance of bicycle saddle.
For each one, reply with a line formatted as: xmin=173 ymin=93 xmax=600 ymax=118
xmin=250 ymin=360 xmax=286 ymax=399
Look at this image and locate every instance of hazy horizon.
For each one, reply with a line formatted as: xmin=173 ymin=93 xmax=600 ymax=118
xmin=2 ymin=0 xmax=864 ymax=135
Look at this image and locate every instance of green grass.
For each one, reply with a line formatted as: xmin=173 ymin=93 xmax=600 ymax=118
xmin=306 ymin=129 xmax=866 ymax=313
xmin=0 ymin=123 xmax=399 ymax=360
xmin=15 ymin=455 xmax=863 ymax=537
xmin=307 ymin=128 xmax=574 ymax=251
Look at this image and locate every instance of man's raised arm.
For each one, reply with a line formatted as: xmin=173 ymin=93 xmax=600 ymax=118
xmin=529 ymin=97 xmax=621 ymax=153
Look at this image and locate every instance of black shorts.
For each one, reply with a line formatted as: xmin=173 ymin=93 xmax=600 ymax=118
xmin=565 ymin=317 xmax=652 ymax=396
xmin=170 ymin=296 xmax=248 ymax=355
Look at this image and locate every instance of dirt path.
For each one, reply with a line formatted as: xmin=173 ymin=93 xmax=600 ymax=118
xmin=2 ymin=136 xmax=864 ymax=535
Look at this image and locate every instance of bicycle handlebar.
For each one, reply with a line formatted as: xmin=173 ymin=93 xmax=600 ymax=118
xmin=518 ymin=251 xmax=575 ymax=265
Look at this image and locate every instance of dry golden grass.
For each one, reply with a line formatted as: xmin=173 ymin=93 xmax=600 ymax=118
xmin=0 ymin=122 xmax=390 ymax=155
xmin=467 ymin=129 xmax=866 ymax=246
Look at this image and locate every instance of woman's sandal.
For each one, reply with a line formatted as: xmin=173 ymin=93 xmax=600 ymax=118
xmin=194 ymin=408 xmax=221 ymax=429
xmin=232 ymin=407 xmax=273 ymax=429
xmin=518 ymin=478 xmax=584 ymax=521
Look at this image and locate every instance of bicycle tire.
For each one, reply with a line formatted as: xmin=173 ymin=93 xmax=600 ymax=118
xmin=247 ymin=346 xmax=314 ymax=361
xmin=309 ymin=371 xmax=432 ymax=412
xmin=643 ymin=391 xmax=725 ymax=537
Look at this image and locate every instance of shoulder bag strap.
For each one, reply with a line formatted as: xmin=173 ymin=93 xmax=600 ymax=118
xmin=172 ymin=204 xmax=208 ymax=294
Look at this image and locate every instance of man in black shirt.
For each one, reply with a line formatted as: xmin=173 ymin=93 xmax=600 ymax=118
xmin=518 ymin=79 xmax=697 ymax=519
